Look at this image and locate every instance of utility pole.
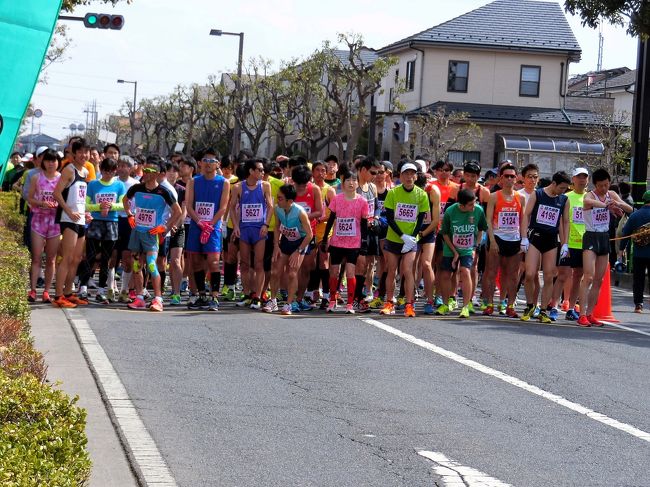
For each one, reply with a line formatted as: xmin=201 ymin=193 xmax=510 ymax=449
xmin=630 ymin=38 xmax=650 ymax=206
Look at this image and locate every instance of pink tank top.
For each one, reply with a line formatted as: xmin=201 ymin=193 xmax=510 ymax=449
xmin=32 ymin=173 xmax=60 ymax=216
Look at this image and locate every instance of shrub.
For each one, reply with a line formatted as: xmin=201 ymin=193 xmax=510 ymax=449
xmin=0 ymin=371 xmax=92 ymax=486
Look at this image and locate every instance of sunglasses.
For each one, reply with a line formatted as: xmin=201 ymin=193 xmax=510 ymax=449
xmin=503 ymin=174 xmax=517 ymax=179
xmin=369 ymin=170 xmax=379 ymax=175
xmin=202 ymin=158 xmax=219 ymax=163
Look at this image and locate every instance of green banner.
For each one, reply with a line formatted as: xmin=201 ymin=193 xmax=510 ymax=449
xmin=0 ymin=0 xmax=63 ymax=186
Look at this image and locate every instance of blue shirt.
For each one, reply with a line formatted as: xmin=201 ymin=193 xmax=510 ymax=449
xmin=126 ymin=183 xmax=176 ymax=232
xmin=86 ymin=178 xmax=126 ymax=222
xmin=622 ymin=205 xmax=650 ymax=258
xmin=191 ymin=174 xmax=226 ymax=230
xmin=275 ymin=203 xmax=307 ymax=242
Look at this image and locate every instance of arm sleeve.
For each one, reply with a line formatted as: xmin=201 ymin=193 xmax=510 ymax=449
xmin=361 ymin=218 xmax=368 ymax=240
xmin=385 ymin=208 xmax=403 ymax=237
xmin=412 ymin=212 xmax=425 ymax=237
xmin=324 ymin=212 xmax=336 ymax=240
xmin=86 ymin=195 xmax=101 ymax=212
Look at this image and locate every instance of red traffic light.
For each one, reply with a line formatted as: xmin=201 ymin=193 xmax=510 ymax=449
xmin=111 ymin=16 xmax=124 ymax=29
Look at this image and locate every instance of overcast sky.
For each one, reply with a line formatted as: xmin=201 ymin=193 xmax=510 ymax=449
xmin=29 ymin=0 xmax=640 ymax=142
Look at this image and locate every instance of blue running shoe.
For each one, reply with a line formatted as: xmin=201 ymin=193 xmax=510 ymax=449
xmin=299 ymin=299 xmax=314 ymax=311
xmin=290 ymin=301 xmax=301 ymax=313
xmin=565 ymin=309 xmax=579 ymax=321
xmin=532 ymin=305 xmax=541 ymax=318
xmin=549 ymin=307 xmax=559 ymax=321
xmin=424 ymin=302 xmax=435 ymax=315
xmin=434 ymin=295 xmax=443 ymax=307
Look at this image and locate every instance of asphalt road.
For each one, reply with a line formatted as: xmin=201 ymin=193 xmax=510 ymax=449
xmin=76 ymin=286 xmax=650 ymax=486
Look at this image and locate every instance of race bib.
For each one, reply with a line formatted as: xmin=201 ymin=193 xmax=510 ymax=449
xmin=77 ymin=185 xmax=87 ymax=200
xmin=572 ymin=206 xmax=584 ymax=224
xmin=96 ymin=192 xmax=117 ymax=205
xmin=195 ymin=201 xmax=215 ymax=222
xmin=592 ymin=207 xmax=610 ymax=225
xmin=498 ymin=211 xmax=519 ymax=230
xmin=335 ymin=217 xmax=356 ymax=237
xmin=377 ymin=200 xmax=385 ymax=212
xmin=42 ymin=190 xmax=55 ymax=205
xmin=395 ymin=203 xmax=417 ymax=223
xmin=296 ymin=202 xmax=311 ymax=215
xmin=453 ymin=233 xmax=474 ymax=249
xmin=136 ymin=208 xmax=156 ymax=228
xmin=367 ymin=198 xmax=375 ymax=217
xmin=423 ymin=211 xmax=432 ymax=225
xmin=280 ymin=224 xmax=301 ymax=241
xmin=536 ymin=204 xmax=560 ymax=227
xmin=241 ymin=203 xmax=263 ymax=223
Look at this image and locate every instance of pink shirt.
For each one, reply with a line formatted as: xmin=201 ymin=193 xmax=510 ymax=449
xmin=328 ymin=193 xmax=369 ymax=249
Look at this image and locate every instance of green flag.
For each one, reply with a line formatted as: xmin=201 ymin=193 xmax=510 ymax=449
xmin=0 ymin=0 xmax=63 ymax=186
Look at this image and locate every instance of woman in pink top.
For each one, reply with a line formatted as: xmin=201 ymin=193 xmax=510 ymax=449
xmin=27 ymin=150 xmax=61 ymax=303
xmin=321 ymin=166 xmax=369 ymax=314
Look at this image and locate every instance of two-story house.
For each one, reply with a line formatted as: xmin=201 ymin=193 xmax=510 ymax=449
xmin=376 ymin=0 xmax=604 ymax=176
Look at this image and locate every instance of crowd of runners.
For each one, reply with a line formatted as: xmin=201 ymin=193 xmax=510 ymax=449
xmin=15 ymin=136 xmax=647 ymax=326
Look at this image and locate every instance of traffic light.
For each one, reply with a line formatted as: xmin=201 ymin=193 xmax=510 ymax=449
xmin=392 ymin=119 xmax=410 ymax=144
xmin=83 ymin=13 xmax=124 ymax=30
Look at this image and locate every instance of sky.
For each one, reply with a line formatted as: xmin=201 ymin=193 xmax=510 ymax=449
xmin=29 ymin=0 xmax=640 ymax=142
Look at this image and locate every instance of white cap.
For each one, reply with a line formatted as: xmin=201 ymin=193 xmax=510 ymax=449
xmin=414 ymin=159 xmax=427 ymax=173
xmin=572 ymin=167 xmax=589 ymax=177
xmin=400 ymin=162 xmax=418 ymax=173
xmin=35 ymin=146 xmax=49 ymax=157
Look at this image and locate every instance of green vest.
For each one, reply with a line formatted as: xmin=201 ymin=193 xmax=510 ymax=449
xmin=567 ymin=191 xmax=586 ymax=249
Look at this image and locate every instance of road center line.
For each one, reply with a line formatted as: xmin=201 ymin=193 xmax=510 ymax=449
xmin=65 ymin=310 xmax=177 ymax=486
xmin=417 ymin=451 xmax=512 ymax=486
xmin=360 ymin=318 xmax=650 ymax=443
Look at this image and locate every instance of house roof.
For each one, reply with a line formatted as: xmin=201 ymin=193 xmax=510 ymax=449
xmin=409 ymin=101 xmax=603 ymax=127
xmin=378 ymin=0 xmax=581 ymax=60
xmin=585 ymin=69 xmax=637 ymax=92
xmin=332 ymin=48 xmax=379 ymax=67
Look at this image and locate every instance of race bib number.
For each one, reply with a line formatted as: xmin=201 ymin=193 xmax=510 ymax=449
xmin=296 ymin=202 xmax=311 ymax=215
xmin=42 ymin=190 xmax=55 ymax=205
xmin=395 ymin=203 xmax=417 ymax=223
xmin=196 ymin=201 xmax=215 ymax=222
xmin=572 ymin=206 xmax=584 ymax=224
xmin=280 ymin=224 xmax=301 ymax=241
xmin=593 ymin=208 xmax=610 ymax=225
xmin=241 ymin=203 xmax=263 ymax=223
xmin=536 ymin=204 xmax=560 ymax=227
xmin=453 ymin=233 xmax=474 ymax=249
xmin=77 ymin=185 xmax=87 ymax=200
xmin=377 ymin=200 xmax=385 ymax=212
xmin=96 ymin=192 xmax=116 ymax=205
xmin=335 ymin=217 xmax=356 ymax=237
xmin=367 ymin=198 xmax=375 ymax=217
xmin=423 ymin=211 xmax=432 ymax=225
xmin=498 ymin=211 xmax=519 ymax=230
xmin=136 ymin=208 xmax=156 ymax=228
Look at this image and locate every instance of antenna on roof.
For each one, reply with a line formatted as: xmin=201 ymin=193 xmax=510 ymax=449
xmin=597 ymin=22 xmax=604 ymax=72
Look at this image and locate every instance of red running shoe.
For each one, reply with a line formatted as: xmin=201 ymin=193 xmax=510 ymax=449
xmin=577 ymin=315 xmax=591 ymax=327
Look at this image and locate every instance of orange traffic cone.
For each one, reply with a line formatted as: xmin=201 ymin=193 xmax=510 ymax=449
xmin=592 ymin=264 xmax=619 ymax=323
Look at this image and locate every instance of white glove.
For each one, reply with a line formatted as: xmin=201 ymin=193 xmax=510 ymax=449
xmin=520 ymin=237 xmax=529 ymax=253
xmin=560 ymin=243 xmax=569 ymax=260
xmin=400 ymin=234 xmax=417 ymax=253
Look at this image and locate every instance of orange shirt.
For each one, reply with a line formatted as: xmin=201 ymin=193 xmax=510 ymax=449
xmin=61 ymin=159 xmax=96 ymax=182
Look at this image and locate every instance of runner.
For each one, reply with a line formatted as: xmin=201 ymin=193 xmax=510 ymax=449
xmin=123 ymin=156 xmax=182 ymax=312
xmin=185 ymin=153 xmax=230 ymax=311
xmin=26 ymin=149 xmax=60 ymax=303
xmin=229 ymin=158 xmax=273 ymax=309
xmin=483 ymin=163 xmax=525 ymax=317
xmin=577 ymin=169 xmax=631 ymax=326
xmin=263 ymin=184 xmax=313 ymax=315
xmin=380 ymin=162 xmax=429 ymax=317
xmin=320 ymin=166 xmax=369 ymax=314
xmin=113 ymin=156 xmax=139 ymax=303
xmin=324 ymin=155 xmax=340 ymax=188
xmin=52 ymin=138 xmax=91 ymax=308
xmin=520 ymin=171 xmax=571 ymax=323
xmin=176 ymin=155 xmax=197 ymax=301
xmin=436 ymin=188 xmax=488 ymax=318
xmin=79 ymin=157 xmax=126 ymax=304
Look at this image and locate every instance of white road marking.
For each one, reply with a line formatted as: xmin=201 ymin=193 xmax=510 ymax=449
xmin=602 ymin=321 xmax=650 ymax=337
xmin=418 ymin=451 xmax=512 ymax=487
xmin=360 ymin=318 xmax=650 ymax=443
xmin=65 ymin=310 xmax=177 ymax=486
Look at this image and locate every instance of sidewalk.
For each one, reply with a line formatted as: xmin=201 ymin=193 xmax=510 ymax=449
xmin=30 ymin=304 xmax=138 ymax=487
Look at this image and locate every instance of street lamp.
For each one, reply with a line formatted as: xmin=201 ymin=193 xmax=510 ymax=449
xmin=117 ymin=79 xmax=138 ymax=153
xmin=209 ymin=29 xmax=244 ymax=156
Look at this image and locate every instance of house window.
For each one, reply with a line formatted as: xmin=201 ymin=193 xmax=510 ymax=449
xmin=405 ymin=60 xmax=416 ymax=91
xmin=520 ymin=65 xmax=541 ymax=97
xmin=448 ymin=61 xmax=469 ymax=93
xmin=447 ymin=150 xmax=481 ymax=166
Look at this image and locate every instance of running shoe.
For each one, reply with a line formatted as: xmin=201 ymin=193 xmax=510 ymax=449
xmin=538 ymin=310 xmax=552 ymax=324
xmin=42 ymin=291 xmax=51 ymax=304
xmin=379 ymin=302 xmax=395 ymax=315
xmin=478 ymin=299 xmax=489 ymax=311
xmin=281 ymin=303 xmax=292 ymax=315
xmin=483 ymin=304 xmax=494 ymax=316
xmin=499 ymin=299 xmax=508 ymax=315
xmin=107 ymin=289 xmax=116 ymax=303
xmin=587 ymin=314 xmax=604 ymax=327
xmin=290 ymin=301 xmax=301 ymax=314
xmin=327 ymin=299 xmax=337 ymax=313
xmin=180 ymin=279 xmax=189 ymax=294
xmin=565 ymin=309 xmax=579 ymax=321
xmin=434 ymin=296 xmax=444 ymax=307
xmin=67 ymin=294 xmax=89 ymax=305
xmin=395 ymin=297 xmax=406 ymax=310
xmin=448 ymin=297 xmax=457 ymax=312
xmin=423 ymin=302 xmax=435 ymax=315
xmin=505 ymin=306 xmax=519 ymax=319
xmin=520 ymin=305 xmax=534 ymax=322
xmin=345 ymin=303 xmax=355 ymax=314
xmin=250 ymin=299 xmax=262 ymax=310
xmin=128 ymin=297 xmax=146 ymax=310
xmin=561 ymin=299 xmax=570 ymax=312
xmin=221 ymin=285 xmax=235 ymax=301
xmin=142 ymin=289 xmax=152 ymax=301
xmin=298 ymin=299 xmax=314 ymax=311
xmin=169 ymin=294 xmax=182 ymax=306
xmin=576 ymin=315 xmax=591 ymax=327
xmin=262 ymin=298 xmax=278 ymax=313
xmin=78 ymin=291 xmax=89 ymax=301
xmin=149 ymin=299 xmax=164 ymax=312
xmin=368 ymin=297 xmax=384 ymax=309
xmin=467 ymin=302 xmax=476 ymax=314
xmin=128 ymin=290 xmax=137 ymax=301
xmin=435 ymin=304 xmax=450 ymax=316
xmin=279 ymin=289 xmax=289 ymax=303
xmin=27 ymin=290 xmax=37 ymax=302
xmin=207 ymin=298 xmax=219 ymax=311
xmin=188 ymin=295 xmax=210 ymax=310
xmin=635 ymin=304 xmax=643 ymax=313
xmin=404 ymin=303 xmax=416 ymax=318
xmin=319 ymin=297 xmax=330 ymax=310
xmin=458 ymin=305 xmax=470 ymax=319
xmin=96 ymin=293 xmax=110 ymax=305
xmin=357 ymin=300 xmax=371 ymax=313
xmin=532 ymin=305 xmax=541 ymax=319
xmin=548 ymin=307 xmax=559 ymax=322
xmin=236 ymin=295 xmax=252 ymax=307
xmin=53 ymin=295 xmax=77 ymax=308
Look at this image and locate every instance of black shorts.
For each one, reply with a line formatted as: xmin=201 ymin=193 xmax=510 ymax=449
xmin=86 ymin=220 xmax=119 ymax=241
xmin=528 ymin=228 xmax=558 ymax=254
xmin=383 ymin=239 xmax=416 ymax=255
xmin=582 ymin=231 xmax=610 ymax=256
xmin=329 ymin=245 xmax=360 ymax=266
xmin=60 ymin=222 xmax=86 ymax=238
xmin=264 ymin=231 xmax=274 ymax=272
xmin=169 ymin=226 xmax=185 ymax=250
xmin=279 ymin=236 xmax=309 ymax=256
xmin=491 ymin=235 xmax=521 ymax=257
xmin=360 ymin=234 xmax=380 ymax=256
xmin=418 ymin=231 xmax=436 ymax=246
xmin=116 ymin=217 xmax=132 ymax=252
